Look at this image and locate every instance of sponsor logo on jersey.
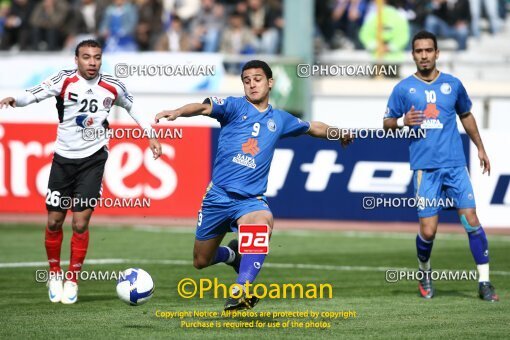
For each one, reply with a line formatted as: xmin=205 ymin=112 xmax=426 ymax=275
xmin=86 ymin=89 xmax=94 ymax=95
xmin=103 ymin=97 xmax=113 ymax=109
xmin=242 ymin=138 xmax=259 ymax=156
xmin=424 ymin=103 xmax=440 ymax=119
xmin=76 ymin=114 xmax=94 ymax=128
xmin=267 ymin=119 xmax=276 ymax=132
xmin=440 ymin=83 xmax=451 ymax=95
xmin=211 ymin=96 xmax=224 ymax=105
xmin=232 ymin=154 xmax=257 ymax=169
xmin=409 ymin=88 xmax=416 ymax=94
xmin=420 ymin=119 xmax=444 ymax=129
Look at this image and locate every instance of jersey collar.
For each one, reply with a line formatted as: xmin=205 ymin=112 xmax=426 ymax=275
xmin=412 ymin=71 xmax=442 ymax=85
xmin=244 ymin=96 xmax=272 ymax=114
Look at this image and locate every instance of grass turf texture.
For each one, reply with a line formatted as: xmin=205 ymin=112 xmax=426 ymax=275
xmin=0 ymin=223 xmax=508 ymax=339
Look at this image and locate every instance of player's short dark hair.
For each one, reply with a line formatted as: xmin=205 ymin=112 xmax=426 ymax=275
xmin=412 ymin=31 xmax=437 ymax=51
xmin=241 ymin=60 xmax=273 ymax=80
xmin=75 ymin=39 xmax=102 ymax=57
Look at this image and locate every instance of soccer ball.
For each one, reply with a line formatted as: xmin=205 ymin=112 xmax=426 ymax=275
xmin=116 ymin=268 xmax=154 ymax=306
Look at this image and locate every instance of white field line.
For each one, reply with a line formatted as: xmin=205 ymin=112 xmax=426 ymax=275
xmin=129 ymin=226 xmax=510 ymax=242
xmin=0 ymin=258 xmax=509 ymax=276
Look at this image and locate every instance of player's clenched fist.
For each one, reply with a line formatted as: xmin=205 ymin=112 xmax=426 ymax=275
xmin=0 ymin=97 xmax=16 ymax=109
xmin=403 ymin=105 xmax=424 ymax=126
xmin=155 ymin=110 xmax=180 ymax=123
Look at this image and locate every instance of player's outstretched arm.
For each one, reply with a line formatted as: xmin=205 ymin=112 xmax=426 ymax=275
xmin=0 ymin=97 xmax=16 ymax=109
xmin=155 ymin=103 xmax=211 ymax=123
xmin=307 ymin=121 xmax=354 ymax=148
xmin=460 ymin=112 xmax=490 ymax=175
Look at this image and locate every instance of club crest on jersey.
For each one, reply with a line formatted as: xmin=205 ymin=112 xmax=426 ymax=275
xmin=267 ymin=119 xmax=276 ymax=132
xmin=440 ymin=83 xmax=451 ymax=95
xmin=211 ymin=96 xmax=224 ymax=105
xmin=103 ymin=97 xmax=113 ymax=109
xmin=76 ymin=114 xmax=94 ymax=128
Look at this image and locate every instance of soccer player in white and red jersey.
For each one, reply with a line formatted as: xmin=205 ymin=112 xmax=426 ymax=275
xmin=0 ymin=40 xmax=162 ymax=304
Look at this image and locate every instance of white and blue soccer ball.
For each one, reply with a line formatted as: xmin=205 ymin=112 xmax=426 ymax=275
xmin=116 ymin=268 xmax=154 ymax=306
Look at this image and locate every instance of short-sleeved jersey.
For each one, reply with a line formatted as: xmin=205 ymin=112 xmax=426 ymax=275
xmin=23 ymin=70 xmax=138 ymax=159
xmin=205 ymin=96 xmax=310 ymax=197
xmin=385 ymin=72 xmax=471 ymax=170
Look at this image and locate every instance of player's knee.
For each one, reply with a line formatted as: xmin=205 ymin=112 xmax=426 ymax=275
xmin=460 ymin=213 xmax=480 ymax=232
xmin=420 ymin=229 xmax=436 ymax=241
xmin=47 ymin=218 xmax=64 ymax=231
xmin=193 ymin=257 xmax=210 ymax=270
xmin=71 ymin=220 xmax=89 ymax=233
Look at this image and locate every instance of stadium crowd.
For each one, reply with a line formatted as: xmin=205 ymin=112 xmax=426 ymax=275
xmin=0 ymin=0 xmax=507 ymax=53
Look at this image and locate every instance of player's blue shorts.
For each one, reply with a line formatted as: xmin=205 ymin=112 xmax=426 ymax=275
xmin=413 ymin=166 xmax=476 ymax=218
xmin=195 ymin=183 xmax=271 ymax=241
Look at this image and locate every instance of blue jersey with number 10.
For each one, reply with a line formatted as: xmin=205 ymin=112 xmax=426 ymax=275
xmin=205 ymin=96 xmax=310 ymax=197
xmin=385 ymin=72 xmax=472 ymax=170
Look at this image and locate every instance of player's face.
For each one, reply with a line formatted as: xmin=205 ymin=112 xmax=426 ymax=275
xmin=412 ymin=39 xmax=439 ymax=73
xmin=75 ymin=46 xmax=102 ymax=80
xmin=242 ymin=68 xmax=273 ymax=104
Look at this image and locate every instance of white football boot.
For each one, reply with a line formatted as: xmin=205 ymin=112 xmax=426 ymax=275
xmin=47 ymin=274 xmax=64 ymax=303
xmin=61 ymin=281 xmax=79 ymax=304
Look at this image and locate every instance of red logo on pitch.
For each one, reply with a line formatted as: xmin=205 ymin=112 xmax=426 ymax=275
xmin=239 ymin=224 xmax=269 ymax=254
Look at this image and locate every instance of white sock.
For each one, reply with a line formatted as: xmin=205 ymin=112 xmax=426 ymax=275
xmin=477 ymin=263 xmax=490 ymax=282
xmin=418 ymin=259 xmax=431 ymax=271
xmin=225 ymin=247 xmax=236 ymax=264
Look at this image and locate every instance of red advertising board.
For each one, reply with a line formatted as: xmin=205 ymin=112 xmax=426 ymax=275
xmin=0 ymin=123 xmax=211 ymax=216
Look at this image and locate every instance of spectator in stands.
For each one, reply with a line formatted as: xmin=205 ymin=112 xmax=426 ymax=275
xmin=245 ymin=0 xmax=281 ymax=54
xmin=99 ymin=0 xmax=138 ymax=52
xmin=470 ymin=0 xmax=501 ymax=37
xmin=359 ymin=0 xmax=410 ymax=63
xmin=331 ymin=0 xmax=368 ymax=50
xmin=315 ymin=0 xmax=336 ymax=49
xmin=405 ymin=0 xmax=432 ymax=43
xmin=134 ymin=0 xmax=163 ymax=51
xmin=220 ymin=10 xmax=257 ymax=54
xmin=425 ymin=0 xmax=470 ymax=51
xmin=220 ymin=11 xmax=257 ymax=72
xmin=155 ymin=15 xmax=195 ymax=51
xmin=30 ymin=0 xmax=69 ymax=51
xmin=64 ymin=0 xmax=107 ymax=51
xmin=162 ymin=0 xmax=200 ymax=27
xmin=1 ymin=0 xmax=34 ymax=51
xmin=189 ymin=0 xmax=226 ymax=52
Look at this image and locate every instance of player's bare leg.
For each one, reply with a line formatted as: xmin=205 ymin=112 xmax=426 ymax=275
xmin=193 ymin=233 xmax=240 ymax=274
xmin=417 ymin=215 xmax=438 ymax=299
xmin=193 ymin=234 xmax=226 ymax=269
xmin=61 ymin=209 xmax=93 ymax=304
xmin=458 ymin=208 xmax=498 ymax=301
xmin=46 ymin=210 xmax=66 ymax=303
xmin=224 ymin=210 xmax=273 ymax=311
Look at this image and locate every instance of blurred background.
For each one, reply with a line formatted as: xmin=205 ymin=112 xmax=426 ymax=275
xmin=0 ymin=0 xmax=509 ymax=228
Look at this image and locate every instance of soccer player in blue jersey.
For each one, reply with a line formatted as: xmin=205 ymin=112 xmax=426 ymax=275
xmin=383 ymin=31 xmax=498 ymax=302
xmin=155 ymin=60 xmax=353 ymax=310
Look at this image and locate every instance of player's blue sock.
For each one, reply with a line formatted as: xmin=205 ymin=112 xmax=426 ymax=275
xmin=467 ymin=226 xmax=489 ymax=265
xmin=210 ymin=246 xmax=235 ymax=265
xmin=416 ymin=233 xmax=433 ymax=270
xmin=236 ymin=254 xmax=266 ymax=286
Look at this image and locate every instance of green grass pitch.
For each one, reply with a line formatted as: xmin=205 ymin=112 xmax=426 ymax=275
xmin=0 ymin=223 xmax=509 ymax=339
